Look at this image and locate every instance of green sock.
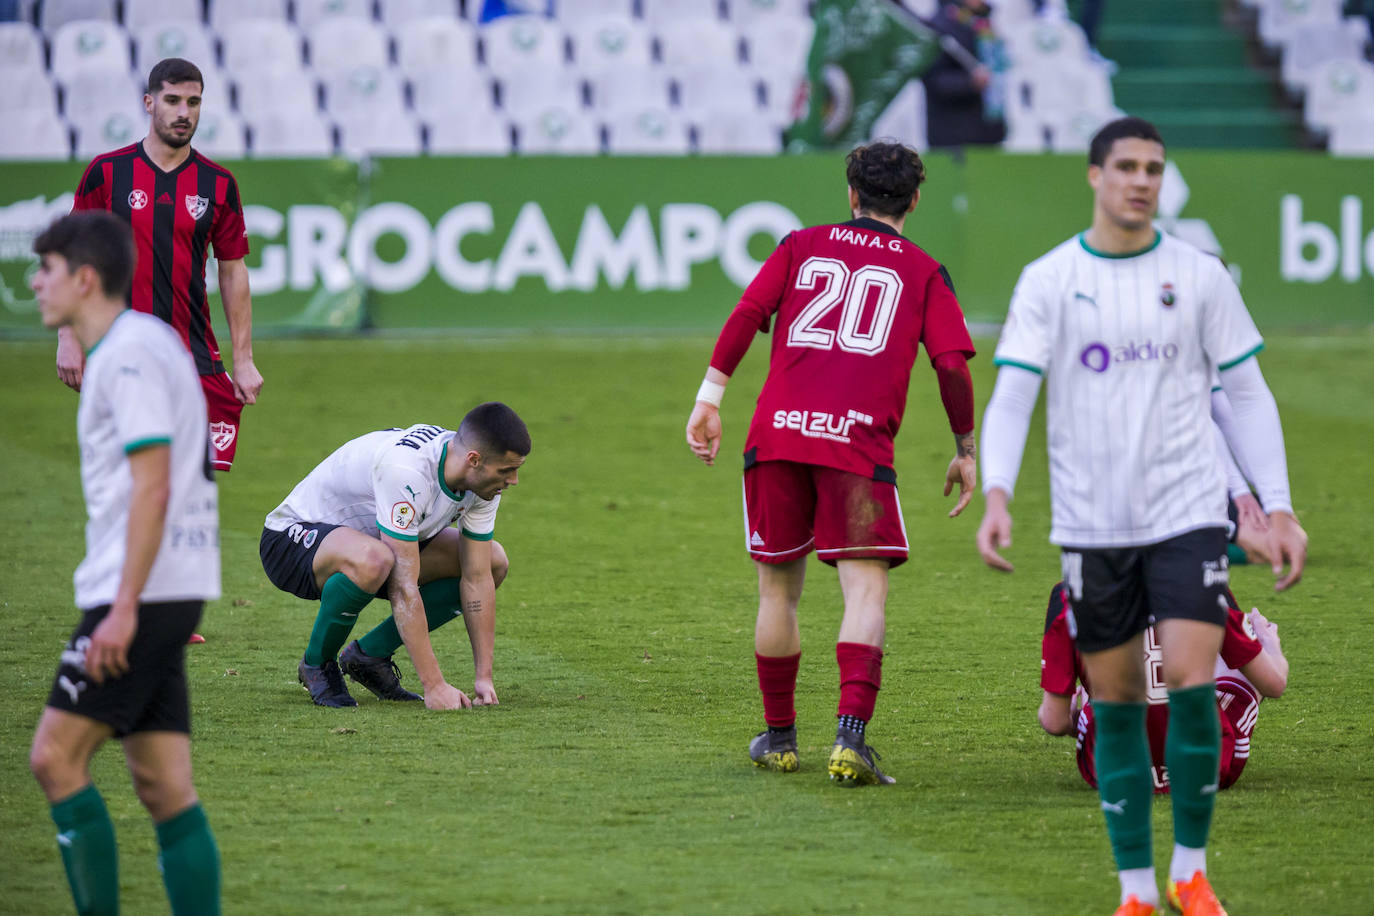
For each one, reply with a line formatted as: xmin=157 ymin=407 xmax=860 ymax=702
xmin=357 ymin=577 xmax=464 ymax=658
xmin=155 ymin=803 xmax=220 ymax=916
xmin=1167 ymin=683 xmax=1222 ymax=850
xmin=50 ymin=783 xmax=119 ymax=916
xmin=303 ymin=573 xmax=375 ymax=666
xmin=1094 ymin=700 xmax=1154 ymax=871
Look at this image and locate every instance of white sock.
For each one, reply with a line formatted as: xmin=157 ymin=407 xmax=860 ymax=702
xmin=1170 ymin=844 xmax=1207 ymax=884
xmin=1119 ymin=866 xmax=1159 ymax=905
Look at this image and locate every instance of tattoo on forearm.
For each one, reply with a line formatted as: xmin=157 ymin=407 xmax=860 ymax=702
xmin=464 ymin=600 xmax=484 ymax=615
xmin=956 ymin=432 xmax=977 ymax=459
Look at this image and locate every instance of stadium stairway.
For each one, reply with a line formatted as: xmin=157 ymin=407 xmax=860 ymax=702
xmin=1090 ymin=0 xmax=1306 ymax=148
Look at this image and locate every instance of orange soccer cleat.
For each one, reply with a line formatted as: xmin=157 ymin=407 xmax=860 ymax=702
xmin=1166 ymin=871 xmax=1228 ymax=916
xmin=1112 ymin=895 xmax=1157 ymax=916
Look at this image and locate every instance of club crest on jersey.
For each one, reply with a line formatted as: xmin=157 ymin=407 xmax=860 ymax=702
xmin=1160 ymin=283 xmax=1177 ymax=307
xmin=127 ymin=189 xmax=148 ymax=210
xmin=209 ymin=421 xmax=236 ymax=451
xmin=391 ymin=501 xmax=416 ymax=530
xmin=184 ymin=194 xmax=209 ymax=220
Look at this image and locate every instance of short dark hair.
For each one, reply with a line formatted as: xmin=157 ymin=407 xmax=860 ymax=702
xmin=147 ymin=58 xmax=204 ymax=96
xmin=1089 ymin=117 xmax=1165 ymax=166
xmin=845 ymin=141 xmax=926 ymax=218
xmin=33 ymin=211 xmax=136 ymax=299
xmin=459 ymin=402 xmax=531 ymax=458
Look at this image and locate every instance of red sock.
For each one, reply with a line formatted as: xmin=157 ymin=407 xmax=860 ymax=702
xmin=756 ymin=652 xmax=801 ymax=727
xmin=836 ymin=642 xmax=883 ymax=721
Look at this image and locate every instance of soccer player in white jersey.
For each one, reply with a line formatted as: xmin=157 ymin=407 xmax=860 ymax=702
xmin=28 ymin=211 xmax=223 ymax=915
xmin=974 ymin=117 xmax=1307 ymax=916
xmin=260 ymin=404 xmax=529 ymax=710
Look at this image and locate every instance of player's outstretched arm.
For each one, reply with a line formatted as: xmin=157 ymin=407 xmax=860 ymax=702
xmin=55 ymin=325 xmax=85 ymax=391
xmin=457 ymin=536 xmax=498 ymax=705
xmin=686 ymin=367 xmax=730 ymax=466
xmin=976 ymin=486 xmax=1015 ymax=572
xmin=1241 ymin=607 xmax=1289 ymax=697
xmin=217 ymin=258 xmax=263 ymax=405
xmin=384 ymin=538 xmax=470 ymax=710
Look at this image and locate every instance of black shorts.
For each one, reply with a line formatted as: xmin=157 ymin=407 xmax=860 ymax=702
xmin=260 ymin=522 xmax=346 ymax=600
xmin=1060 ymin=527 xmax=1230 ymax=653
xmin=46 ymin=601 xmax=202 ymax=737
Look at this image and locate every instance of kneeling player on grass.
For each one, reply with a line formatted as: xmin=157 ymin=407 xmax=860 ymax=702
xmin=1038 ymin=582 xmax=1289 ymax=793
xmin=260 ymin=403 xmax=529 ymax=710
xmin=686 ymin=141 xmax=978 ymax=785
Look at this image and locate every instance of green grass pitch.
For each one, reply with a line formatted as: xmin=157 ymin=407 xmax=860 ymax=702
xmin=1 ymin=332 xmax=1371 ymax=914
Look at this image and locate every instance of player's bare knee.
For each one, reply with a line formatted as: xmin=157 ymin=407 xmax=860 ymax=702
xmin=30 ymin=738 xmax=82 ymax=795
xmin=351 ymin=543 xmax=394 ymax=591
xmin=128 ymin=761 xmax=193 ymax=820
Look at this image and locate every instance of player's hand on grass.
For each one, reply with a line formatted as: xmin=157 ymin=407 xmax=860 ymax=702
xmin=1266 ymin=510 xmax=1307 ymax=591
xmin=686 ymin=402 xmax=721 ymax=466
xmin=231 ymin=357 xmax=264 ymax=405
xmin=472 ymin=678 xmax=499 ymax=706
xmin=944 ymin=454 xmax=976 ymax=518
xmin=976 ymin=488 xmax=1015 ymax=572
xmin=424 ymin=681 xmax=472 ymax=710
xmin=86 ymin=602 xmax=137 ymax=684
xmin=56 ymin=326 xmax=85 ymax=392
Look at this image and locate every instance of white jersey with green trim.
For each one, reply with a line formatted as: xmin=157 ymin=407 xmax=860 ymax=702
xmin=75 ymin=310 xmax=220 ymax=608
xmin=264 ymin=424 xmax=499 ymax=544
xmin=994 ymin=230 xmax=1263 ymax=547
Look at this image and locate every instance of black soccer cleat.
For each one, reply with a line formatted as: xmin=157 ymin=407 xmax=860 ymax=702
xmin=749 ymin=726 xmax=799 ymax=772
xmin=298 ymin=656 xmax=358 ymax=707
xmin=827 ymin=726 xmax=895 ymax=786
xmin=339 ymin=640 xmax=422 ymax=701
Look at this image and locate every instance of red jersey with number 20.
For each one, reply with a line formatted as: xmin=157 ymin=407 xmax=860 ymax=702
xmin=710 ymin=217 xmax=974 ymax=480
xmin=72 ymin=141 xmax=250 ymax=377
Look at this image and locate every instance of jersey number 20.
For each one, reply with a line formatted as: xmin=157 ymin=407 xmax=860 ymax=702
xmin=787 ymin=256 xmax=902 ymax=355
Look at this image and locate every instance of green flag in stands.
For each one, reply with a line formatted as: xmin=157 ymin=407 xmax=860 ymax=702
xmin=786 ymin=0 xmax=940 ymax=151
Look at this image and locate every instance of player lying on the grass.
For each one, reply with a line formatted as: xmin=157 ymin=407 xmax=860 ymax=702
xmin=259 ymin=404 xmax=529 ymax=710
xmin=28 ymin=211 xmax=222 ymax=915
xmin=1038 ymin=582 xmax=1289 ymax=793
xmin=686 ymin=141 xmax=978 ymax=786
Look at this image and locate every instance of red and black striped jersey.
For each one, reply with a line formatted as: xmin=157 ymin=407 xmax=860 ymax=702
xmin=72 ymin=141 xmax=250 ymax=376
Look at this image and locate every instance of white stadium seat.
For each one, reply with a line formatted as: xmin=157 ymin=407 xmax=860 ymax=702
xmin=641 ymin=0 xmax=723 ymax=24
xmin=1280 ymin=20 xmax=1371 ymax=94
xmin=729 ymin=0 xmax=811 ymax=23
xmin=234 ymin=70 xmax=319 ymax=120
xmin=0 ymin=21 xmax=45 ymax=71
xmin=1328 ymin=118 xmax=1374 ymax=157
xmin=514 ymin=108 xmax=602 ymax=154
xmin=1006 ymin=59 xmax=1114 ymax=120
xmin=499 ymin=66 xmax=585 ymax=117
xmin=192 ymin=109 xmax=248 ymax=159
xmin=40 ymin=0 xmax=117 ymax=35
xmin=1304 ymin=58 xmax=1374 ymax=133
xmin=605 ymin=108 xmax=691 ymax=154
xmin=220 ymin=19 xmax=305 ymax=74
xmin=380 ymin=0 xmax=460 ymax=28
xmin=426 ymin=111 xmax=513 ymax=155
xmin=560 ymin=0 xmax=636 ymax=18
xmin=322 ymin=65 xmax=406 ymax=117
xmin=73 ymin=107 xmax=149 ymax=157
xmin=568 ymin=16 xmax=652 ymax=73
xmin=672 ymin=66 xmax=760 ymax=116
xmin=0 ymin=110 xmax=71 ymax=160
xmin=742 ymin=15 xmax=813 ymax=77
xmin=1003 ymin=17 xmax=1091 ymax=67
xmin=409 ymin=66 xmax=497 ymax=120
xmin=59 ymin=69 xmax=143 ymax=121
xmin=1257 ymin=0 xmax=1342 ymax=49
xmin=587 ymin=65 xmax=672 ymax=114
xmin=249 ymin=111 xmax=335 ymax=157
xmin=481 ymin=15 xmax=568 ymax=76
xmin=337 ymin=109 xmax=424 ymax=157
xmin=124 ymin=0 xmax=202 ymax=33
xmin=394 ymin=17 xmax=480 ymax=74
xmin=695 ymin=110 xmax=782 ymax=154
xmin=133 ymin=23 xmax=216 ymax=76
xmin=309 ymin=18 xmax=391 ymax=74
xmin=209 ymin=0 xmax=289 ymax=30
xmin=0 ymin=64 xmax=59 ymax=117
xmin=657 ymin=19 xmax=742 ymax=69
xmin=758 ymin=69 xmax=804 ymax=122
xmin=51 ymin=21 xmax=131 ymax=81
xmin=297 ymin=0 xmax=375 ymax=30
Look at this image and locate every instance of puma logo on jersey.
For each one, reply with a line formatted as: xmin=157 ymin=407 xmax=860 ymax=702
xmin=1074 ymin=291 xmax=1098 ymax=306
xmin=1101 ymin=798 xmax=1128 ymax=815
xmin=58 ymin=675 xmax=87 ymax=704
xmin=772 ymin=408 xmax=873 ymax=444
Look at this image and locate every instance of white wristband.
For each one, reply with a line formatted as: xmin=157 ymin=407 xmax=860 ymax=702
xmin=695 ymin=378 xmax=725 ymax=407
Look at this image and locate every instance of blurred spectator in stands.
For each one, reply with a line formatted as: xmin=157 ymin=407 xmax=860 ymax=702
xmin=478 ymin=0 xmax=552 ymax=22
xmin=922 ymin=0 xmax=1008 ymax=148
xmin=1034 ymin=0 xmax=1107 ymax=52
xmin=1348 ymin=0 xmax=1374 ymax=43
xmin=0 ymin=0 xmax=22 ymax=23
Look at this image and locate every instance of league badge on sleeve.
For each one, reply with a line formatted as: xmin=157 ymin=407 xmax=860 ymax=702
xmin=391 ymin=501 xmax=416 ymax=530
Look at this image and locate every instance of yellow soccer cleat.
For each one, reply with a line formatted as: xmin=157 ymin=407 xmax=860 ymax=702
xmin=826 ymin=727 xmax=895 ymax=786
xmin=749 ymin=727 xmax=799 ymax=772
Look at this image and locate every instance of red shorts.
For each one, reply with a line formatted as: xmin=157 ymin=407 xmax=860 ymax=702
xmin=201 ymin=371 xmax=243 ymax=472
xmin=742 ymin=460 xmax=908 ymax=568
